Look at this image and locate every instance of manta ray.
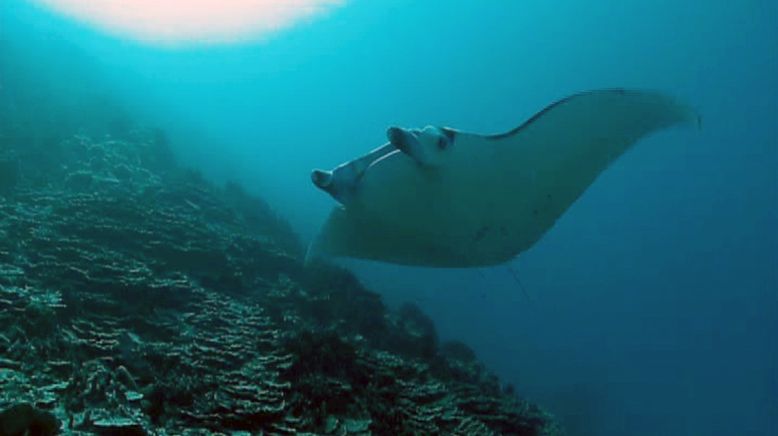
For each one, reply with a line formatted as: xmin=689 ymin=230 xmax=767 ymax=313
xmin=309 ymin=89 xmax=697 ymax=267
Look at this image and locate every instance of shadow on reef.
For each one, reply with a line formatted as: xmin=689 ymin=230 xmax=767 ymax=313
xmin=0 ymin=130 xmax=562 ymax=435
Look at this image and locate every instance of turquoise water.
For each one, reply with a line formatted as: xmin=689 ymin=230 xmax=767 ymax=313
xmin=2 ymin=1 xmax=776 ymax=434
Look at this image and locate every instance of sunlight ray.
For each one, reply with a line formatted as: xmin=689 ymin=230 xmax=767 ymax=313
xmin=34 ymin=0 xmax=345 ymax=44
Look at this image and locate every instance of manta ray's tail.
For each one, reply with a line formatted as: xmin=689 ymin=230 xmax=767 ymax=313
xmin=304 ymin=237 xmax=325 ymax=267
xmin=506 ymin=264 xmax=534 ymax=305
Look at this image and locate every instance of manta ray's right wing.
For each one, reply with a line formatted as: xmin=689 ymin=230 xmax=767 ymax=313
xmin=475 ymin=89 xmax=700 ymax=261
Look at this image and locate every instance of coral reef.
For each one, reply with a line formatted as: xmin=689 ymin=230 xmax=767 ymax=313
xmin=0 ymin=131 xmax=561 ymax=435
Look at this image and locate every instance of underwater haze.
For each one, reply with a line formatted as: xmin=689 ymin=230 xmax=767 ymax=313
xmin=2 ymin=0 xmax=777 ymax=434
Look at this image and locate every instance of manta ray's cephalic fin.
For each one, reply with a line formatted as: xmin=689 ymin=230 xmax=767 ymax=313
xmin=311 ymin=142 xmax=396 ymax=204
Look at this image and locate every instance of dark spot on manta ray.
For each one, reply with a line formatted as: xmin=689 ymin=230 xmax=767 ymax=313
xmin=533 ymin=209 xmax=539 ymax=216
xmin=474 ymin=225 xmax=492 ymax=242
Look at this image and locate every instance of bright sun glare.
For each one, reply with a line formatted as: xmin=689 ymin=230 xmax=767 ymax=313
xmin=34 ymin=0 xmax=345 ymax=45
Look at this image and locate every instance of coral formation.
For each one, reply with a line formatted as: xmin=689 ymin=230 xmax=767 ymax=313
xmin=0 ymin=131 xmax=561 ymax=434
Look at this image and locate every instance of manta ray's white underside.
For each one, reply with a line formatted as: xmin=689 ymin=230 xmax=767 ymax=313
xmin=309 ymin=89 xmax=697 ymax=267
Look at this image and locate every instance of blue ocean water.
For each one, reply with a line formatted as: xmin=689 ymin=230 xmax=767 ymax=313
xmin=2 ymin=1 xmax=776 ymax=434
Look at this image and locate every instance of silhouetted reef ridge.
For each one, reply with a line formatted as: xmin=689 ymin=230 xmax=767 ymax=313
xmin=0 ymin=131 xmax=561 ymax=435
